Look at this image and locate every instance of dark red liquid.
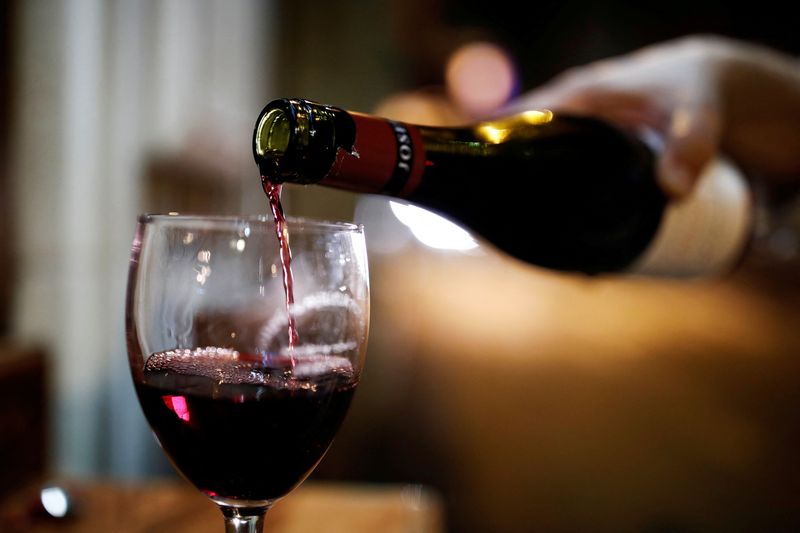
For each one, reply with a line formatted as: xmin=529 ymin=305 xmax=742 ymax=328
xmin=262 ymin=176 xmax=298 ymax=351
xmin=134 ymin=348 xmax=357 ymax=503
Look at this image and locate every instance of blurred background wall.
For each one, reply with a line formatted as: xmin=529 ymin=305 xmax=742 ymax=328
xmin=3 ymin=1 xmax=800 ymax=531
xmin=8 ymin=0 xmax=275 ymax=479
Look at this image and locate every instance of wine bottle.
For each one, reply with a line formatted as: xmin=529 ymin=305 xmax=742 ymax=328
xmin=253 ymin=98 xmax=751 ymax=276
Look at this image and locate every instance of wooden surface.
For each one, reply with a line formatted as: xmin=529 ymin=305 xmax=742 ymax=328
xmin=0 ymin=479 xmax=444 ymax=533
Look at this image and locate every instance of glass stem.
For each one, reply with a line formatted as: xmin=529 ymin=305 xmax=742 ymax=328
xmin=220 ymin=505 xmax=270 ymax=533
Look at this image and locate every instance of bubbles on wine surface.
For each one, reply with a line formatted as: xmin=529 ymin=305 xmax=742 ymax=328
xmin=143 ymin=346 xmax=354 ymax=393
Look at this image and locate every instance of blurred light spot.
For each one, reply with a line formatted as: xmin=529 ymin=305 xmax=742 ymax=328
xmin=197 ymin=250 xmax=211 ymax=263
xmin=235 ymin=238 xmax=246 ymax=252
xmin=520 ymin=109 xmax=553 ymax=124
xmin=476 ymin=124 xmax=510 ymax=144
xmin=183 ymin=232 xmax=195 ymax=244
xmin=40 ymin=486 xmax=70 ymax=518
xmin=445 ymin=41 xmax=518 ymax=116
xmin=390 ymin=201 xmax=478 ymax=251
xmin=475 ymin=110 xmax=553 ymax=144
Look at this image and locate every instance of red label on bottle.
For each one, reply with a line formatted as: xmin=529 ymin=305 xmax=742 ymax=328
xmin=322 ymin=112 xmax=425 ymax=197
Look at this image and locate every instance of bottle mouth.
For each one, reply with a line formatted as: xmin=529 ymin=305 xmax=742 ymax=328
xmin=252 ymin=98 xmax=356 ymax=184
xmin=254 ymin=108 xmax=291 ymax=159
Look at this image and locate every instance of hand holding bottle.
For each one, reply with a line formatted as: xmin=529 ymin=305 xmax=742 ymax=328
xmin=510 ymin=35 xmax=800 ymax=198
xmin=253 ymin=36 xmax=800 ymax=276
xmin=254 ymin=97 xmax=752 ymax=276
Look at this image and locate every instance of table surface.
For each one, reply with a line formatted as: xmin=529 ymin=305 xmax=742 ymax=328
xmin=0 ymin=479 xmax=444 ymax=533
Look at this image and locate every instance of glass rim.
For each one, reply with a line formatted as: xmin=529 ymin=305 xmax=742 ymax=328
xmin=137 ymin=212 xmax=364 ymax=233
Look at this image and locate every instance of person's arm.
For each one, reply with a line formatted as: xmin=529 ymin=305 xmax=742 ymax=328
xmin=511 ymin=35 xmax=800 ymax=197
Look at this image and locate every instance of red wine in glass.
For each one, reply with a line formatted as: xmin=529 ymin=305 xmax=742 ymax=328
xmin=127 ymin=213 xmax=368 ymax=532
xmin=134 ymin=348 xmax=357 ymax=503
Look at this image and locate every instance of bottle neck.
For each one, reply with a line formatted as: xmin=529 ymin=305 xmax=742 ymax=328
xmin=321 ymin=113 xmax=428 ymax=196
xmin=254 ymin=99 xmax=641 ymax=199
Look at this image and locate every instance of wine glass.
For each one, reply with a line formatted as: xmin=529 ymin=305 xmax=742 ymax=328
xmin=125 ymin=214 xmax=369 ymax=532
